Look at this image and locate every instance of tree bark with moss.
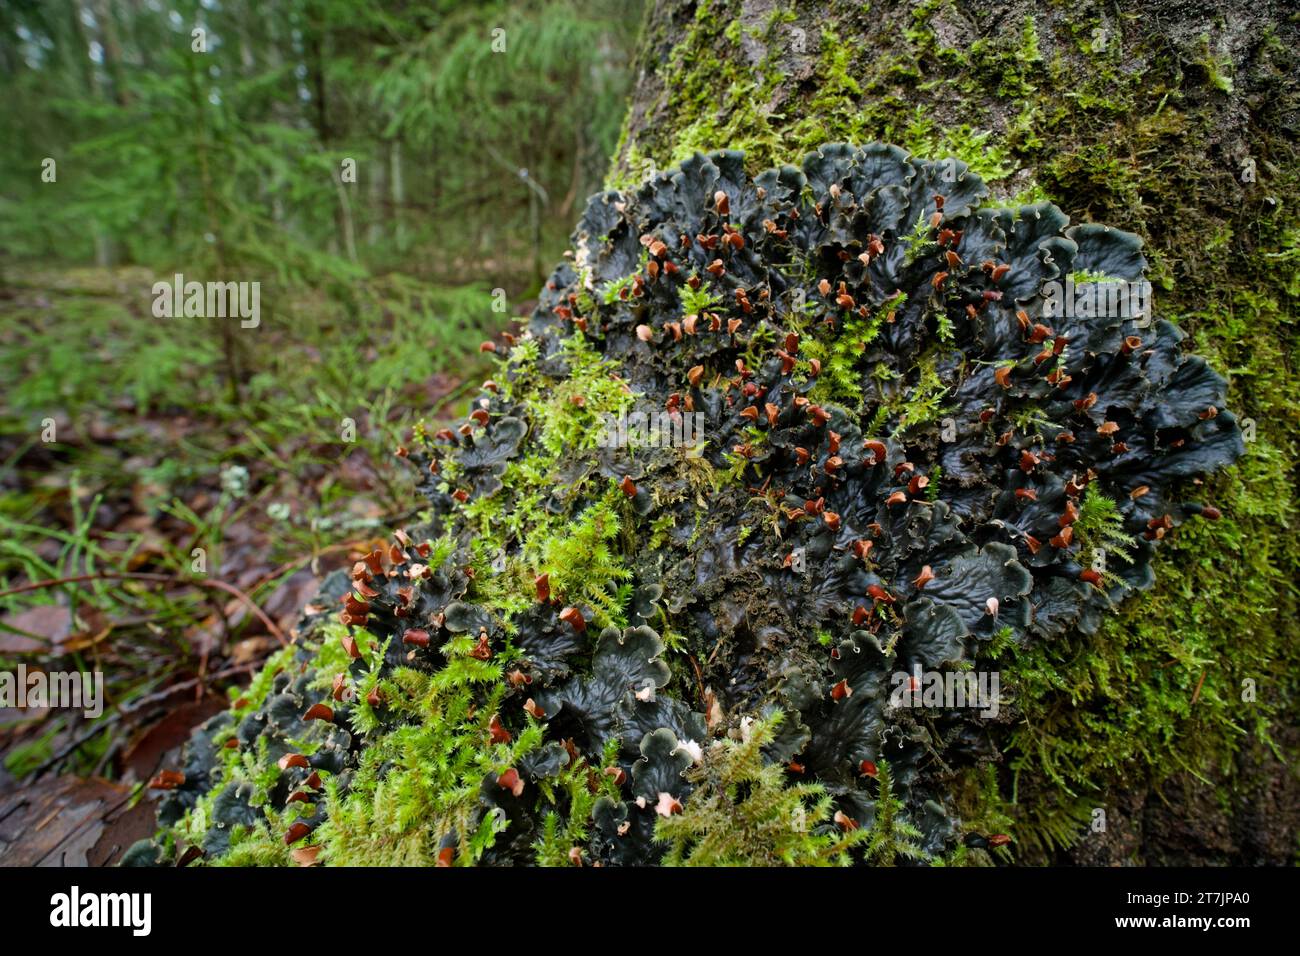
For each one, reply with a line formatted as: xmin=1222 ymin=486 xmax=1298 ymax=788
xmin=609 ymin=0 xmax=1298 ymax=864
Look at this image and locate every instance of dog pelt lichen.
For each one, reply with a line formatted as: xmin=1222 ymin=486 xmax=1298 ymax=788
xmin=126 ymin=143 xmax=1243 ymax=867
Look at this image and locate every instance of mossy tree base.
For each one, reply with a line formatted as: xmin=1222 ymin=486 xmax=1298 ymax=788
xmin=133 ymin=0 xmax=1297 ymax=868
xmin=613 ymin=0 xmax=1299 ymax=863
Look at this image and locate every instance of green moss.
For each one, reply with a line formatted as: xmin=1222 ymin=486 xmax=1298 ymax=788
xmin=316 ymin=646 xmax=530 ymax=866
xmin=167 ymin=1 xmax=1296 ymax=866
xmin=450 ymin=329 xmax=641 ymax=624
xmin=228 ymin=644 xmax=296 ymax=711
xmin=903 ymin=116 xmax=1016 ymax=186
xmin=601 ymin=271 xmax=638 ymax=305
xmin=1196 ymin=31 xmax=1236 ymax=94
xmin=678 ymin=281 xmax=722 ymax=316
xmin=652 ymin=0 xmax=790 ymax=170
xmin=806 ymin=292 xmax=894 ymax=407
xmin=943 ymin=764 xmax=1016 ymax=866
xmin=533 ymin=485 xmax=635 ymax=627
xmin=786 ymin=26 xmax=868 ymax=150
xmin=526 ymin=332 xmax=636 ymax=459
xmin=1071 ymin=485 xmax=1137 ymax=584
xmin=656 ymin=711 xmax=870 ymax=865
xmin=858 ymin=759 xmax=931 ymax=865
xmin=533 ymin=738 xmax=632 ymax=866
xmin=615 ymin=0 xmax=1299 ymax=861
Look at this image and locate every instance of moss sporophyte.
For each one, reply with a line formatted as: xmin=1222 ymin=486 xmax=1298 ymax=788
xmin=128 ymin=143 xmax=1243 ymax=867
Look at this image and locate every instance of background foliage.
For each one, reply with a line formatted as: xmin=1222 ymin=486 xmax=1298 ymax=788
xmin=0 ymin=0 xmax=642 ymax=793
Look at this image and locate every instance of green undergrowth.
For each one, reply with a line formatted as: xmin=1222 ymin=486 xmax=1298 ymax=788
xmin=0 ymin=268 xmax=501 ymax=779
xmin=0 ymin=268 xmax=496 ymax=567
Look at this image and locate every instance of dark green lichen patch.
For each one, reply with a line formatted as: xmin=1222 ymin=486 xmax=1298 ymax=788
xmin=129 ymin=139 xmax=1246 ymax=866
xmin=613 ymin=0 xmax=1299 ymax=863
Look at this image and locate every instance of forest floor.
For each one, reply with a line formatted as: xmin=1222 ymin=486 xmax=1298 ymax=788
xmin=0 ymin=267 xmax=503 ymax=863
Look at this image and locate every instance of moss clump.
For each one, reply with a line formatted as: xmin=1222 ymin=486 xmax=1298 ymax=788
xmin=656 ymin=712 xmax=870 ymax=865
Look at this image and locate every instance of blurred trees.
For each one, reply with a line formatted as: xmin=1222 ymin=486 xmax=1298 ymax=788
xmin=0 ymin=0 xmax=642 ymax=294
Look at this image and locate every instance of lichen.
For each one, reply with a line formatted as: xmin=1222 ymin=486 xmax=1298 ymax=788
xmin=127 ymin=132 xmax=1256 ymax=867
xmin=607 ymin=0 xmax=1298 ymax=862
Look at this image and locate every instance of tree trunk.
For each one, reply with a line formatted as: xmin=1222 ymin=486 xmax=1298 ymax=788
xmin=390 ymin=139 xmax=407 ymax=252
xmin=611 ymin=0 xmax=1299 ymax=864
xmin=91 ymin=0 xmax=130 ymax=104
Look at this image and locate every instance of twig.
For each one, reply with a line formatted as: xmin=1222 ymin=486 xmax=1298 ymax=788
xmin=31 ymin=662 xmax=257 ymax=778
xmin=123 ymin=661 xmax=258 ymax=716
xmin=0 ymin=571 xmax=287 ymax=645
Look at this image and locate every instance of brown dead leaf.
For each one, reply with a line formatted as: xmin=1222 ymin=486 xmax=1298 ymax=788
xmin=0 ymin=604 xmax=71 ymax=655
xmin=60 ymin=606 xmax=114 ymax=654
xmin=120 ymin=697 xmax=227 ymax=783
xmin=230 ymin=635 xmax=278 ymax=665
xmin=261 ymin=569 xmax=321 ymax=631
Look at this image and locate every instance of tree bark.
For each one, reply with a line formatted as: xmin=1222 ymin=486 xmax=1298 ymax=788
xmin=612 ymin=0 xmax=1299 ymax=864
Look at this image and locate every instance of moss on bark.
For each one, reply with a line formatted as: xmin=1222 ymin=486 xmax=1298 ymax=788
xmin=612 ymin=0 xmax=1299 ymax=863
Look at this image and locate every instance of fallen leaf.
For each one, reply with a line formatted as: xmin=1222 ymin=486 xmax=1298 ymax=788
xmin=0 ymin=604 xmax=71 ymax=655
